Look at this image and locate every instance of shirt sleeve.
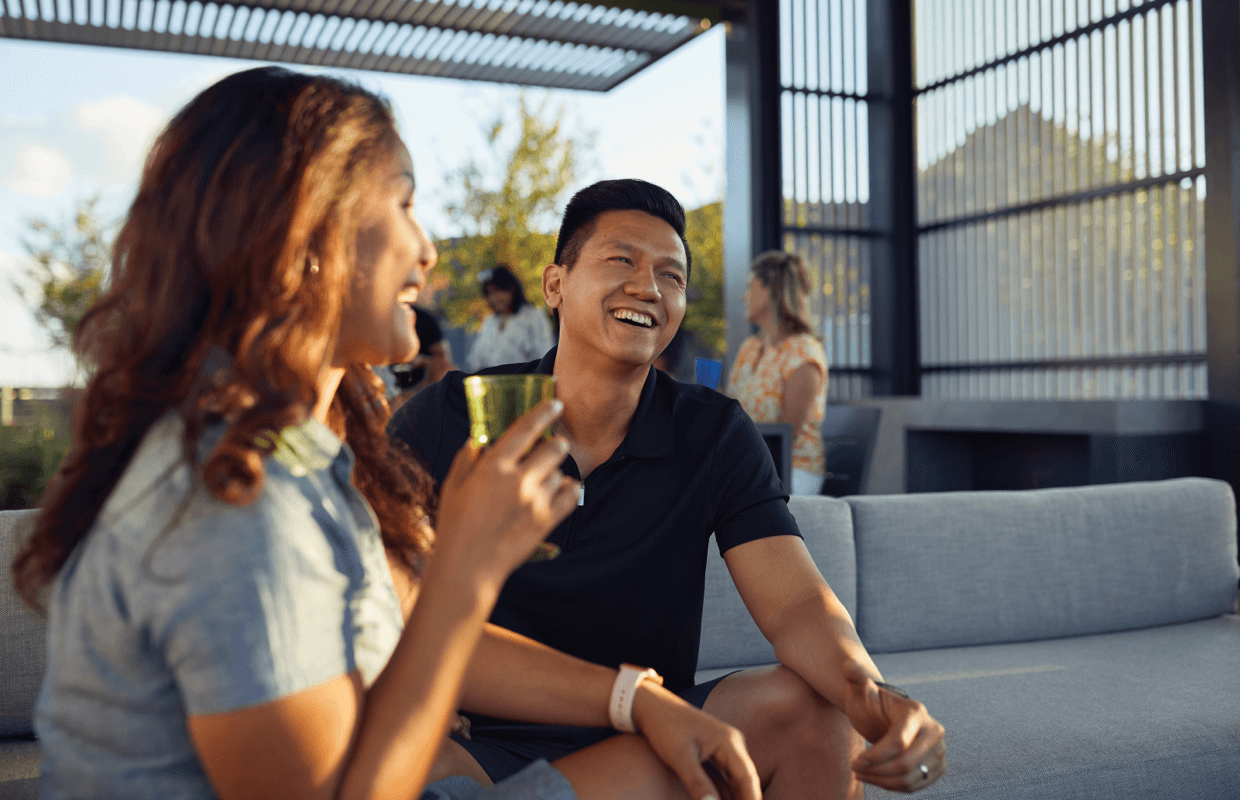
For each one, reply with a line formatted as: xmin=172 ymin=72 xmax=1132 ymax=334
xmin=151 ymin=488 xmax=359 ymax=715
xmin=710 ymin=400 xmax=802 ymax=553
xmin=781 ymin=335 xmax=828 ymax=381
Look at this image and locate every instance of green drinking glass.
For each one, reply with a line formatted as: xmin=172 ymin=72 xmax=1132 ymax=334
xmin=463 ymin=374 xmax=557 ymax=448
xmin=463 ymin=374 xmax=561 ymax=562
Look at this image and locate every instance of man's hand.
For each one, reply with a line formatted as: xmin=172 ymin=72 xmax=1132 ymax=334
xmin=630 ymin=682 xmax=762 ymax=800
xmin=842 ymin=662 xmax=947 ymax=793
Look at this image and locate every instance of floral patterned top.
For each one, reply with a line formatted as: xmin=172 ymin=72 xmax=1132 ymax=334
xmin=727 ymin=333 xmax=828 ymax=475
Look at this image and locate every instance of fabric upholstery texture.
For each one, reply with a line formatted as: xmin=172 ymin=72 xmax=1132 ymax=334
xmin=0 ymin=737 xmax=39 ymax=800
xmin=0 ymin=511 xmax=44 ymax=739
xmin=848 ymin=478 xmax=1240 ymax=653
xmin=865 ymin=616 xmax=1240 ymax=799
xmin=697 ymin=495 xmax=855 ymax=670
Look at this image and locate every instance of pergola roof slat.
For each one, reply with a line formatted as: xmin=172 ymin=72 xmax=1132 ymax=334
xmin=2 ymin=0 xmax=708 ymax=90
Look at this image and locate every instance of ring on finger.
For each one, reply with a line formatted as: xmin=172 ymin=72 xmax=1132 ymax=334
xmin=918 ymin=764 xmax=929 ymax=780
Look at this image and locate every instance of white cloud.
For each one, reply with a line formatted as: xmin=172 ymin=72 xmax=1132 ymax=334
xmin=0 ymin=94 xmax=168 ymax=200
xmin=2 ymin=141 xmax=73 ymax=198
xmin=0 ymin=248 xmax=77 ymax=387
xmin=72 ymin=95 xmax=166 ymax=185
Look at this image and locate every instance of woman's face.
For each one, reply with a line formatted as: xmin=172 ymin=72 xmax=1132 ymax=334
xmin=744 ymin=274 xmax=772 ymax=325
xmin=484 ymin=284 xmax=515 ymax=315
xmin=335 ymin=140 xmax=438 ymax=367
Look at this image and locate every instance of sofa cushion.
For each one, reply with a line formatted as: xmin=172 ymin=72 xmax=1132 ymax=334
xmin=849 ymin=478 xmax=1240 ymax=653
xmin=865 ymin=615 xmax=1240 ymax=799
xmin=698 ymin=496 xmax=855 ymax=670
xmin=1 ymin=510 xmax=44 ymax=739
xmin=0 ymin=737 xmax=40 ymax=799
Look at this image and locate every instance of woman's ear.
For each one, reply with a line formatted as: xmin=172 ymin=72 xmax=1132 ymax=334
xmin=542 ymin=262 xmax=563 ymax=309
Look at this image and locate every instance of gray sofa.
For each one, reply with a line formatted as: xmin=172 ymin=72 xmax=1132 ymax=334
xmin=698 ymin=477 xmax=1240 ymax=799
xmin=4 ymin=477 xmax=1240 ymax=798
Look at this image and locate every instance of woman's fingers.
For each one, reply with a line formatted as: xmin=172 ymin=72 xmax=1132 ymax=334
xmin=517 ymin=436 xmax=571 ymax=490
xmin=440 ymin=432 xmax=482 ymax=493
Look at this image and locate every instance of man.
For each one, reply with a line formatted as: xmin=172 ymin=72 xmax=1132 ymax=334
xmin=389 ymin=179 xmax=946 ymax=798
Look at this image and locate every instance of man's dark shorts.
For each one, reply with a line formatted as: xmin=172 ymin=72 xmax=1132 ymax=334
xmin=451 ymin=674 xmax=734 ymax=782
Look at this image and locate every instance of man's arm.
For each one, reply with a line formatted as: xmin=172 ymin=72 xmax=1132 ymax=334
xmin=722 ymin=535 xmax=876 ymax=709
xmin=723 ymin=535 xmax=945 ymax=784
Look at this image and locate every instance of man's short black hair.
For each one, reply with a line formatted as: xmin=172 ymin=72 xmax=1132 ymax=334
xmin=554 ymin=179 xmax=692 ymax=283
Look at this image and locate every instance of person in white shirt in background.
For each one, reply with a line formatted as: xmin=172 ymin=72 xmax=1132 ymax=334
xmin=467 ymin=264 xmax=556 ymax=371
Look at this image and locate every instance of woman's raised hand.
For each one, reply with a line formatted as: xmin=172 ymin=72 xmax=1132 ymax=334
xmin=433 ymin=399 xmax=580 ymax=591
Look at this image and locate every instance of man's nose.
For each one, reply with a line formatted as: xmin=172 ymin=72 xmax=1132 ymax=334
xmin=625 ymin=263 xmax=661 ymax=301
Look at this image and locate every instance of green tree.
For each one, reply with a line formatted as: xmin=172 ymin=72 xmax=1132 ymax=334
xmin=430 ymin=94 xmax=592 ymax=329
xmin=16 ymin=196 xmax=113 ymax=355
xmin=682 ymin=200 xmax=724 ymax=357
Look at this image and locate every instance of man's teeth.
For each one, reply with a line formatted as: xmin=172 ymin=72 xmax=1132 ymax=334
xmin=612 ymin=310 xmax=654 ymax=328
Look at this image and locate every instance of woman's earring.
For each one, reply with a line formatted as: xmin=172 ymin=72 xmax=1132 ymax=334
xmin=307 ymin=257 xmax=320 ymax=275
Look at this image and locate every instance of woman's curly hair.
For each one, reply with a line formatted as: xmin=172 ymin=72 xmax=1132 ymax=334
xmin=13 ymin=67 xmax=436 ymax=607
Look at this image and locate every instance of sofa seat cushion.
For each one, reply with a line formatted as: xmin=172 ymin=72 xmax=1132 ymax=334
xmin=863 ymin=616 xmax=1240 ymax=800
xmin=848 ymin=478 xmax=1240 ymax=653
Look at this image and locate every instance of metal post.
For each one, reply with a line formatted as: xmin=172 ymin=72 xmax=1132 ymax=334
xmin=1203 ymin=0 xmax=1240 ymax=401
xmin=1202 ymin=0 xmax=1240 ymax=512
xmin=867 ymin=0 xmax=920 ymax=395
xmin=723 ymin=1 xmax=782 ymax=370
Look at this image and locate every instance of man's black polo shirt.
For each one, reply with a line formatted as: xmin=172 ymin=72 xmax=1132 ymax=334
xmin=387 ymin=348 xmax=801 ymax=693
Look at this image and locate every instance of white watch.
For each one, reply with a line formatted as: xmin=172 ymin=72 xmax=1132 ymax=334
xmin=608 ymin=664 xmax=663 ymax=733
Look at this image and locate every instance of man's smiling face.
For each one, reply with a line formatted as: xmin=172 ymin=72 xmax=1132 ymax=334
xmin=545 ymin=209 xmax=688 ymax=369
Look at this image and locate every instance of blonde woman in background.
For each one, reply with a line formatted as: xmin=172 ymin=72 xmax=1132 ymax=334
xmin=726 ymin=251 xmax=828 ymax=496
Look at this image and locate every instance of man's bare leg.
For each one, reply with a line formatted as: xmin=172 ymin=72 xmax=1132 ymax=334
xmin=703 ymin=665 xmax=865 ymax=800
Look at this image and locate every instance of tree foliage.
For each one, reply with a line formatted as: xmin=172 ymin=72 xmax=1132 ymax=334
xmin=682 ymin=200 xmax=724 ymax=358
xmin=17 ymin=196 xmax=113 ymax=354
xmin=430 ymin=93 xmax=590 ymax=330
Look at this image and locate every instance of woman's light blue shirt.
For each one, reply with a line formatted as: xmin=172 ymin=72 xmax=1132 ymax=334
xmin=35 ymin=413 xmax=403 ymax=799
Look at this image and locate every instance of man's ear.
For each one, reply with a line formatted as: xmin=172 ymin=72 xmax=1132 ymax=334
xmin=543 ymin=262 xmax=564 ymax=310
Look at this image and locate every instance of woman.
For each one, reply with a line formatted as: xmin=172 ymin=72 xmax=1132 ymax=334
xmin=726 ymin=251 xmax=828 ymax=496
xmin=466 ymin=265 xmax=555 ymax=371
xmin=12 ymin=67 xmax=759 ymax=800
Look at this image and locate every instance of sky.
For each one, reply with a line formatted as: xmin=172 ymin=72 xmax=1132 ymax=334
xmin=0 ymin=25 xmax=726 ymax=387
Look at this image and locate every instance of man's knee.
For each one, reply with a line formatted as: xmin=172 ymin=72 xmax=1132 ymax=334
xmin=709 ymin=666 xmax=857 ymax=746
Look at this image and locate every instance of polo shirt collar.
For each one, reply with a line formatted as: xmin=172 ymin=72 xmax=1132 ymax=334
xmin=537 ymin=346 xmax=675 ymax=460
